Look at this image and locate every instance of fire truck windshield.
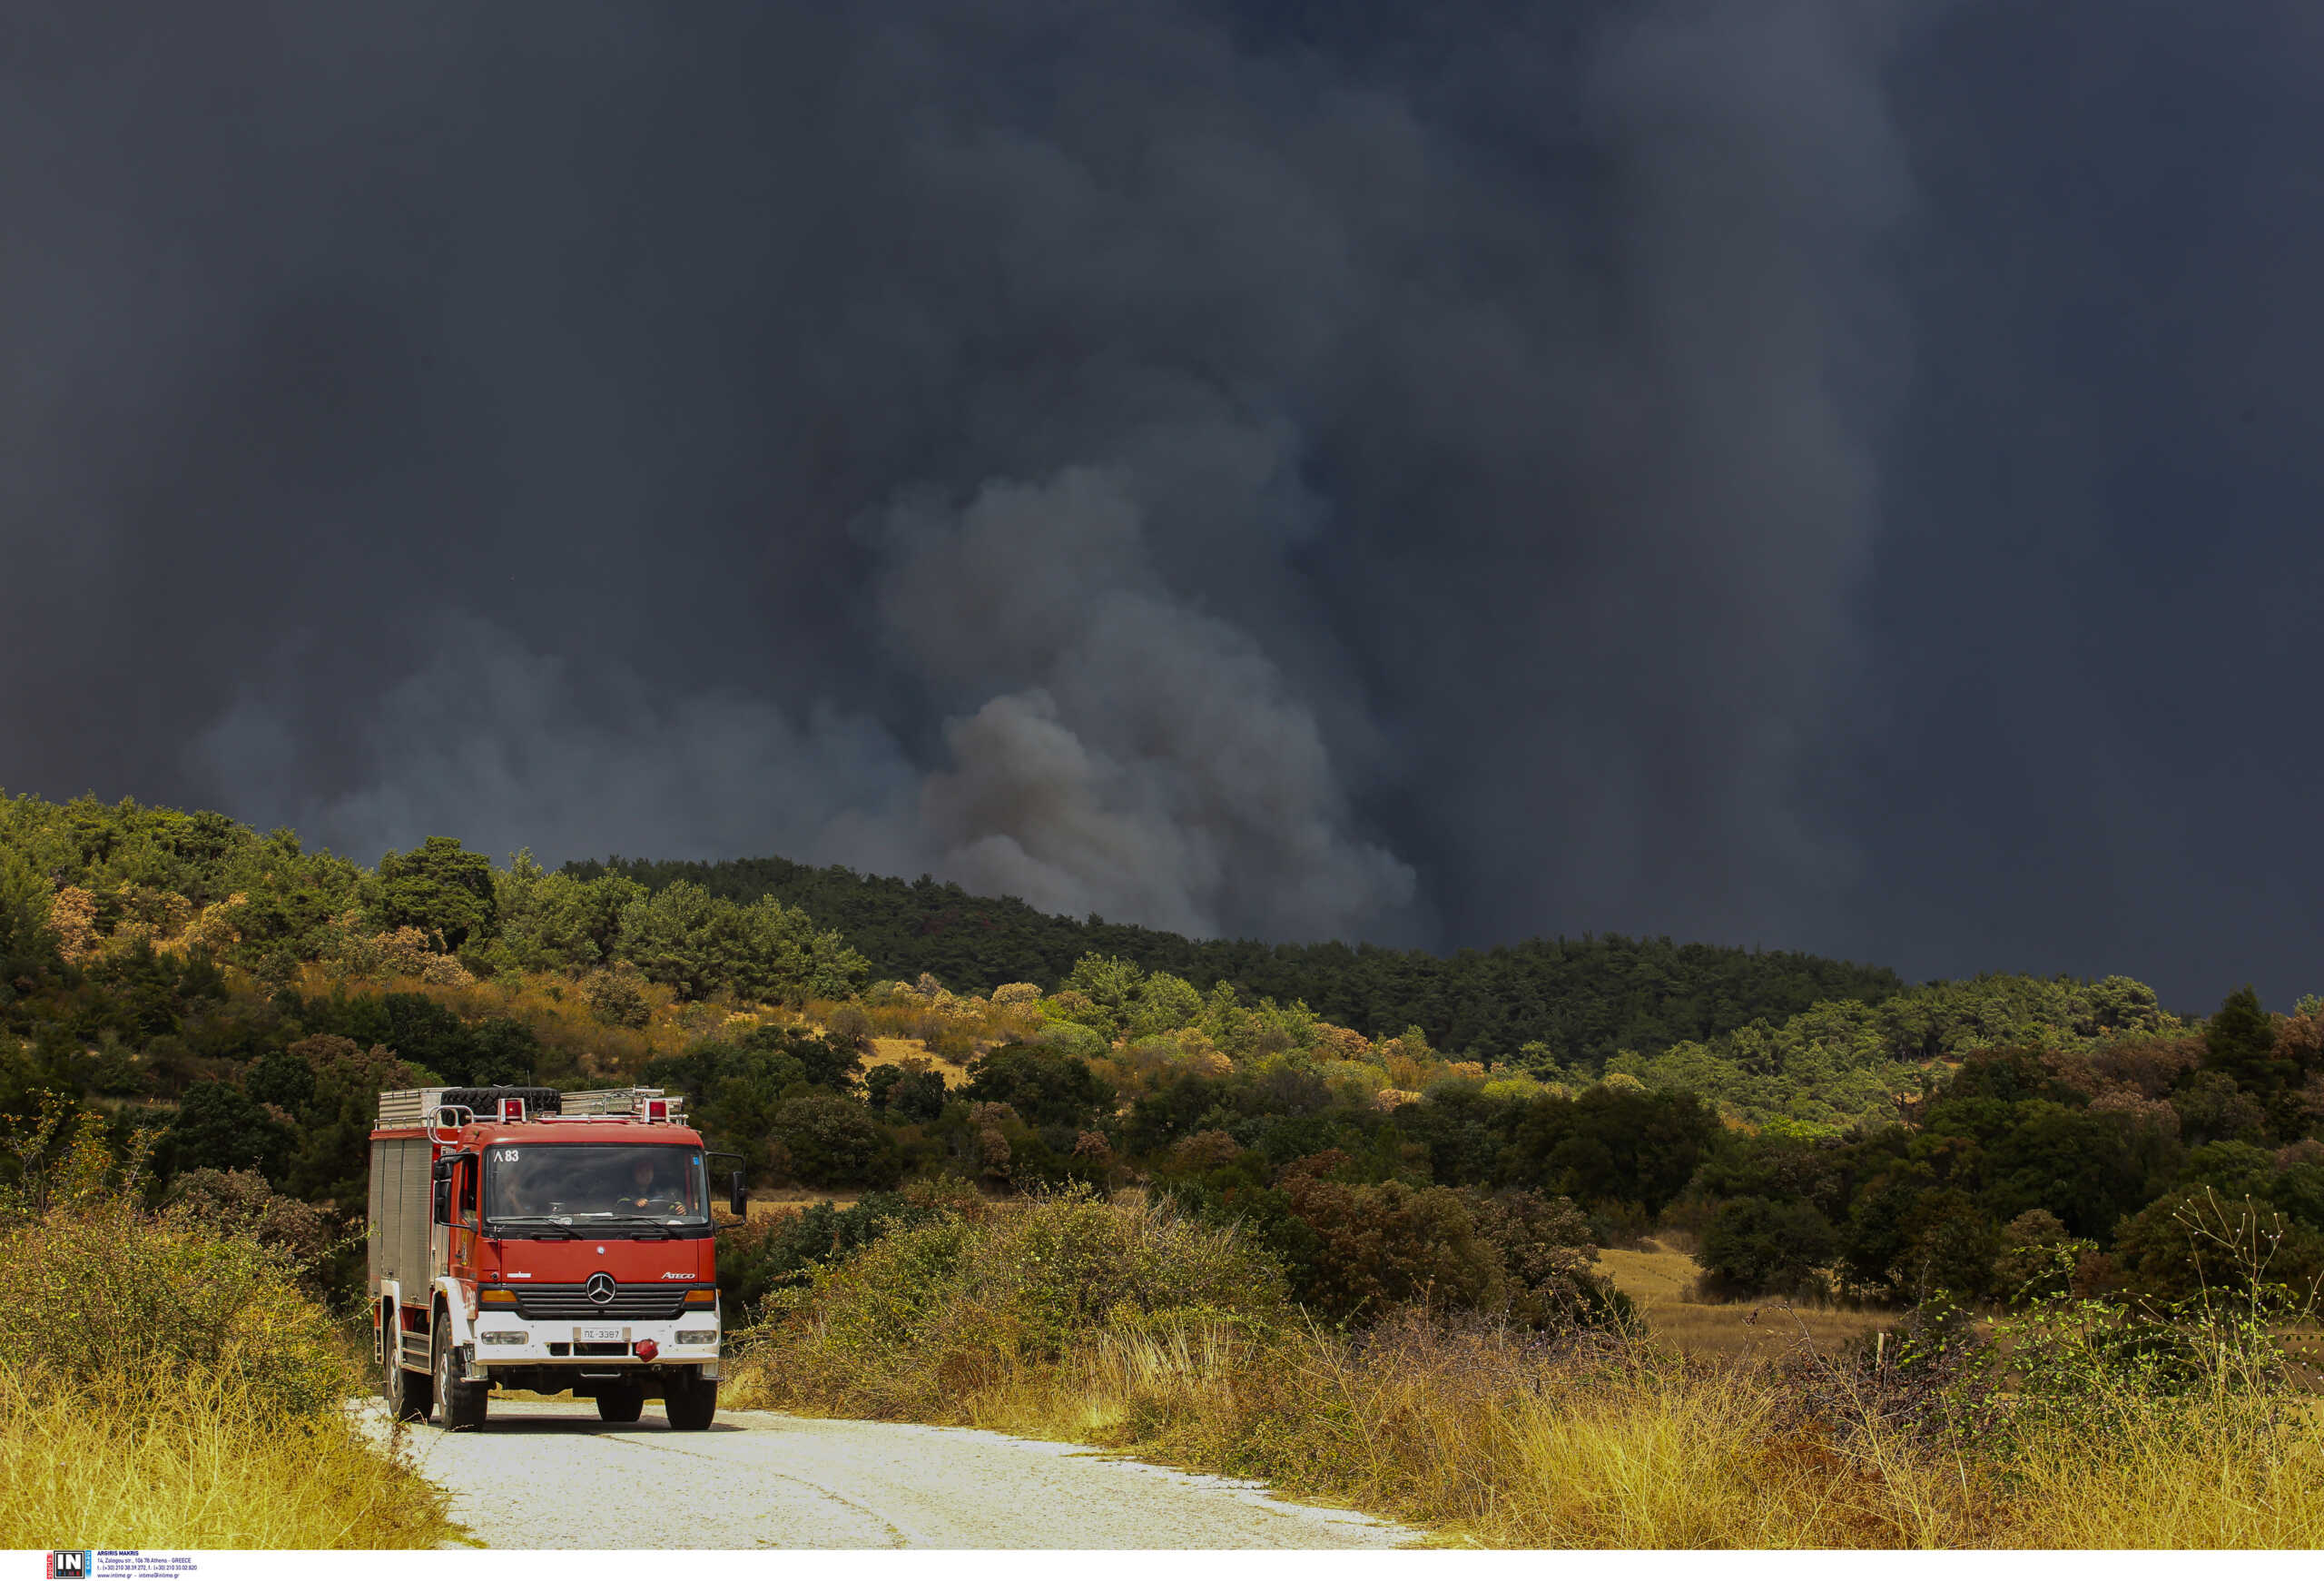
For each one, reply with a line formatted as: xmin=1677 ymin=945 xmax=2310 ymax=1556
xmin=483 ymin=1143 xmax=709 ymax=1228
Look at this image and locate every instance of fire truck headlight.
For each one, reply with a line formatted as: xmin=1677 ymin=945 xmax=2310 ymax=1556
xmin=479 ymin=1331 xmax=527 ymax=1345
xmin=675 ymin=1329 xmax=717 ymax=1346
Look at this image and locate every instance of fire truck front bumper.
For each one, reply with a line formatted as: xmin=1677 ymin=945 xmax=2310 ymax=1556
xmin=468 ymin=1317 xmax=724 ymax=1382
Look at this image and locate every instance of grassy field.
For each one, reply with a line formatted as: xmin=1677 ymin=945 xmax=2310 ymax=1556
xmin=1599 ymin=1241 xmax=1892 ymax=1359
xmin=865 ymin=1035 xmax=972 ymax=1084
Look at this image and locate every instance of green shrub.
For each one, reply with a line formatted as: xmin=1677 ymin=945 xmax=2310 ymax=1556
xmin=867 ymin=1063 xmax=948 ymax=1122
xmin=715 ymin=1191 xmax=931 ymax=1316
xmin=743 ymin=1024 xmax=865 ymax=1092
xmin=163 ymin=1169 xmax=337 ymax=1299
xmin=0 ymin=1112 xmax=343 ymax=1419
xmin=2107 ymin=1187 xmax=2324 ymax=1304
xmin=773 ymin=1093 xmax=903 ymax=1189
xmin=166 ymin=1080 xmax=293 ymax=1182
xmin=735 ymin=1190 xmax=1285 ymax=1417
xmin=1698 ymin=1195 xmax=1838 ymax=1297
xmin=584 ymin=968 xmax=651 ymax=1028
xmin=963 ymin=1043 xmax=1114 ymax=1129
xmin=0 ymin=1203 xmax=343 ymax=1418
xmin=1468 ymin=1189 xmax=1632 ymax=1327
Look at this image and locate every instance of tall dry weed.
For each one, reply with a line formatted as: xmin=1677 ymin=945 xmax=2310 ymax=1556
xmin=1997 ymin=1401 xmax=2324 ymax=1546
xmin=1028 ymin=1315 xmax=1981 ymax=1546
xmin=0 ymin=1364 xmax=458 ymax=1548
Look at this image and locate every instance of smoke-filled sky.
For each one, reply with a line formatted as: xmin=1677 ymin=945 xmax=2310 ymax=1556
xmin=4 ymin=3 xmax=2320 ymax=1011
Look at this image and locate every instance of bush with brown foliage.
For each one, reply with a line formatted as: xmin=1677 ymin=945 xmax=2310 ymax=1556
xmin=164 ymin=1169 xmax=336 ymax=1297
xmin=584 ymin=965 xmax=652 ymax=1028
xmin=1270 ymin=1154 xmax=1622 ymax=1329
xmin=1284 ymin=1173 xmax=1502 ymax=1322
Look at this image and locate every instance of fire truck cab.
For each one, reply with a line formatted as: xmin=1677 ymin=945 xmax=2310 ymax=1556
xmin=369 ymin=1084 xmax=743 ymax=1432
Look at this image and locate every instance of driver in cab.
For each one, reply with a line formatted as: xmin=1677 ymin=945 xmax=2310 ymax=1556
xmin=618 ymin=1154 xmax=684 ymax=1216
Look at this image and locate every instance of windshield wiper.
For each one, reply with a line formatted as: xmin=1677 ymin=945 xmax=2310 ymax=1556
xmin=487 ymin=1216 xmax=577 ymax=1238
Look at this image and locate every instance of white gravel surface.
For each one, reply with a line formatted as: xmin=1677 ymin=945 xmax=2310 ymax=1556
xmin=361 ymin=1398 xmax=1419 ymax=1548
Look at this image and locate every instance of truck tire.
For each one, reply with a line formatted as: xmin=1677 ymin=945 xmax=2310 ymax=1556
xmin=385 ymin=1321 xmax=434 ymax=1423
xmin=434 ymin=1326 xmax=488 ymax=1432
xmin=596 ymin=1385 xmax=645 ymax=1423
xmin=664 ymin=1373 xmax=718 ymax=1432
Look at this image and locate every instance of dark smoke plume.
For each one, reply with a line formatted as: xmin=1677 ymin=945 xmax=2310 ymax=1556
xmin=7 ymin=2 xmax=2324 ymax=1005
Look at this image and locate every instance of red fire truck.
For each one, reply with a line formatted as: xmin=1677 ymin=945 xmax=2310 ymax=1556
xmin=369 ymin=1083 xmax=744 ymax=1432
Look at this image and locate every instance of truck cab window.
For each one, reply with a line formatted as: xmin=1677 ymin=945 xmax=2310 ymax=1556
xmin=485 ymin=1143 xmax=709 ymax=1228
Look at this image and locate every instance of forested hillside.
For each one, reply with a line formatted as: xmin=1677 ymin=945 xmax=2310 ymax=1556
xmin=565 ymin=854 xmax=1904 ymax=1066
xmin=8 ymin=787 xmax=2324 ymax=1334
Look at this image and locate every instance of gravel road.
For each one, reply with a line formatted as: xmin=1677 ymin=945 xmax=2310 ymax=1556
xmin=365 ymin=1398 xmax=1418 ymax=1548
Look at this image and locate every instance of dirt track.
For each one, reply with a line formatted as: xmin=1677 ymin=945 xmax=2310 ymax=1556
xmin=365 ymin=1398 xmax=1418 ymax=1548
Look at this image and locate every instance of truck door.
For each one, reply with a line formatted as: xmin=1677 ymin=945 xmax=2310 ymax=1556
xmin=450 ymin=1153 xmax=480 ymax=1281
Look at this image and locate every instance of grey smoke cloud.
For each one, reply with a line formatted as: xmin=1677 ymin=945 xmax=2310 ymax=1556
xmin=11 ymin=1 xmax=2320 ymax=1003
xmin=201 ymin=462 xmax=1413 ymax=942
xmin=200 ymin=458 xmax=1403 ymax=939
xmin=4 ymin=0 xmax=1911 ymax=953
xmin=882 ymin=466 xmax=1414 ymax=936
xmin=192 ymin=615 xmax=923 ymax=876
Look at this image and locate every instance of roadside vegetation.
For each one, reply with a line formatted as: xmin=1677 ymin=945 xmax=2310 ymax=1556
xmin=726 ymin=1187 xmax=2324 ymax=1547
xmin=5 ymin=788 xmax=2324 ymax=1546
xmin=0 ymin=1101 xmax=457 ymax=1548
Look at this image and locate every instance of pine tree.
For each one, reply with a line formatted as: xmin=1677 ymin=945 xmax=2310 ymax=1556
xmin=2202 ymin=984 xmax=2289 ymax=1096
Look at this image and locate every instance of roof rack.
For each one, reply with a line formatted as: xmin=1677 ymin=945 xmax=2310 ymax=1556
xmin=377 ymin=1085 xmax=684 ymax=1127
xmin=377 ymin=1087 xmax=449 ymax=1127
xmin=558 ymin=1087 xmax=668 ymax=1116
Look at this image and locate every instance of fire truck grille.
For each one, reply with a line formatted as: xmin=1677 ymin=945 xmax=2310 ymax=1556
xmin=510 ymin=1284 xmax=689 ymax=1320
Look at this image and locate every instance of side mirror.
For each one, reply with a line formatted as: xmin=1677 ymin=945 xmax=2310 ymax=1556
xmin=728 ymin=1170 xmax=748 ymax=1219
xmin=433 ymin=1177 xmax=452 ymax=1224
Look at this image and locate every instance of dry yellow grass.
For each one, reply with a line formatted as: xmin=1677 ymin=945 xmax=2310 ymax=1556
xmin=858 ymin=1319 xmax=2324 ymax=1548
xmin=743 ymin=1187 xmax=868 ymax=1218
xmin=1599 ymin=1241 xmax=1892 ymax=1359
xmin=788 ymin=1318 xmax=1983 ymax=1546
xmin=0 ymin=1368 xmax=460 ymax=1549
xmin=866 ymin=1035 xmax=971 ymax=1083
xmin=2003 ymin=1400 xmax=2324 ymax=1546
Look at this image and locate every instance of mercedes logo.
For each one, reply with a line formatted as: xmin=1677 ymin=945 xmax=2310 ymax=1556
xmin=585 ymin=1271 xmax=616 ymax=1306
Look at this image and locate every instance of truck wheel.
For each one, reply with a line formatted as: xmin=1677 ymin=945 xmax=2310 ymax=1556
xmin=384 ymin=1322 xmax=434 ymax=1423
xmin=665 ymin=1374 xmax=718 ymax=1432
xmin=596 ymin=1386 xmax=645 ymax=1424
xmin=434 ymin=1326 xmax=488 ymax=1432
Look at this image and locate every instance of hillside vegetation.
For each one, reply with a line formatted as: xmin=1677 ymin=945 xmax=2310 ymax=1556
xmin=7 ymin=789 xmax=2324 ymax=1546
xmin=566 ymin=852 xmax=1903 ymax=1066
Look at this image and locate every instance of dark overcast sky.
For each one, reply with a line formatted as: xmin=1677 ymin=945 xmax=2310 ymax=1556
xmin=3 ymin=2 xmax=2319 ymax=1012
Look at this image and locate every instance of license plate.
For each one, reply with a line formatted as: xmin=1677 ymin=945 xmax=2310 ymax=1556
xmin=578 ymin=1326 xmax=625 ymax=1343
